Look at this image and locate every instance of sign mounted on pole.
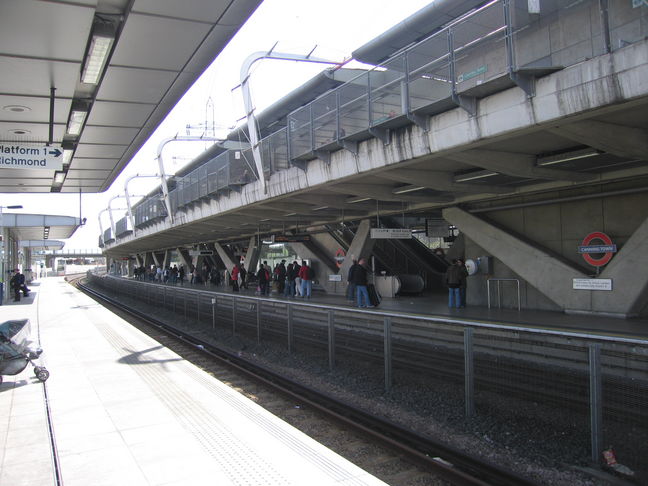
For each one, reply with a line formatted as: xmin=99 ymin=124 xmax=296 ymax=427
xmin=0 ymin=144 xmax=63 ymax=170
xmin=578 ymin=232 xmax=617 ymax=267
xmin=370 ymin=228 xmax=412 ymax=239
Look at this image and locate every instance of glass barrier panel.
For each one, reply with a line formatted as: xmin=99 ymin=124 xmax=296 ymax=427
xmin=217 ymin=165 xmax=229 ymax=190
xmin=198 ymin=166 xmax=209 ymax=198
xmin=512 ymin=0 xmax=603 ymax=69
xmin=607 ymin=0 xmax=647 ymax=52
xmin=452 ymin=2 xmax=507 ymax=93
xmin=288 ymin=104 xmax=312 ymax=159
xmin=370 ymin=66 xmax=405 ymax=125
xmin=267 ymin=128 xmax=289 ymax=172
xmin=338 ymin=72 xmax=369 ymax=138
xmin=312 ymin=92 xmax=338 ymax=150
xmin=169 ymin=189 xmax=178 ymax=213
xmin=406 ymin=34 xmax=452 ymax=111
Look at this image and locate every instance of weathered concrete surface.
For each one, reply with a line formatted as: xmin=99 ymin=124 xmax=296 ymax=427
xmin=596 ymin=215 xmax=648 ymax=317
xmin=443 ymin=207 xmax=591 ymax=311
xmin=110 ymin=39 xmax=648 ymax=254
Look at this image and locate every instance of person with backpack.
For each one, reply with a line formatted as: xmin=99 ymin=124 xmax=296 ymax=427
xmin=298 ymin=260 xmax=312 ymax=298
xmin=445 ymin=259 xmax=463 ymax=308
xmin=258 ymin=261 xmax=271 ymax=296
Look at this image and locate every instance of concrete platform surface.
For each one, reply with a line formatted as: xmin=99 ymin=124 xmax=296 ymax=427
xmin=0 ymin=277 xmax=388 ymax=486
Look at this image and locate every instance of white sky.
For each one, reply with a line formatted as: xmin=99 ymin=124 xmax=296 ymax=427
xmin=1 ymin=0 xmax=433 ymax=249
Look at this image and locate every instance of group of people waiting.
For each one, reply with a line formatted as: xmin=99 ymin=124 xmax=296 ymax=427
xmin=230 ymin=259 xmax=313 ymax=298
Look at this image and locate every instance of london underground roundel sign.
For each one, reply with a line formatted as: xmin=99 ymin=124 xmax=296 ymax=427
xmin=578 ymin=232 xmax=617 ymax=267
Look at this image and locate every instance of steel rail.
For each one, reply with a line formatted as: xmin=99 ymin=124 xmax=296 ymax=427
xmin=75 ymin=277 xmax=541 ymax=486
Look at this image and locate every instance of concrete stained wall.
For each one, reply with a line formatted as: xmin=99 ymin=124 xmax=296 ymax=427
xmin=463 ymin=190 xmax=648 ymax=312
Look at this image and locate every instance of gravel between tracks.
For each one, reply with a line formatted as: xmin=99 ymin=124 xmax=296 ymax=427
xmin=86 ymin=280 xmax=622 ymax=486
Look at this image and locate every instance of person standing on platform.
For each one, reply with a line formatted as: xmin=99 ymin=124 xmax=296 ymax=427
xmin=298 ymin=260 xmax=312 ymax=298
xmin=231 ymin=263 xmax=240 ymax=292
xmin=445 ymin=259 xmax=462 ymax=308
xmin=284 ymin=262 xmax=296 ymax=297
xmin=346 ymin=259 xmax=359 ymax=302
xmin=352 ymin=259 xmax=369 ymax=308
xmin=276 ymin=260 xmax=287 ymax=295
xmin=178 ymin=265 xmax=185 ymax=285
xmin=456 ymin=258 xmax=469 ymax=308
xmin=258 ymin=261 xmax=270 ymax=296
xmin=293 ymin=260 xmax=302 ymax=297
xmin=239 ymin=263 xmax=247 ymax=289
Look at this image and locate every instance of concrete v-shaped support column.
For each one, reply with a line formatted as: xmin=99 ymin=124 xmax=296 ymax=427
xmin=337 ymin=220 xmax=376 ymax=280
xmin=213 ymin=242 xmax=237 ymax=273
xmin=595 ymin=214 xmax=648 ymax=316
xmin=442 ymin=207 xmax=591 ymax=311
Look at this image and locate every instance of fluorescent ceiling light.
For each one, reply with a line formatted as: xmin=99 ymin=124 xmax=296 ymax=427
xmin=347 ymin=196 xmax=371 ymax=204
xmin=67 ymin=109 xmax=88 ymax=136
xmin=81 ymin=35 xmax=114 ymax=84
xmin=54 ymin=172 xmax=66 ymax=184
xmin=62 ymin=149 xmax=74 ymax=166
xmin=536 ymin=148 xmax=601 ymax=166
xmin=454 ymin=170 xmax=498 ymax=183
xmin=393 ymin=185 xmax=425 ymax=194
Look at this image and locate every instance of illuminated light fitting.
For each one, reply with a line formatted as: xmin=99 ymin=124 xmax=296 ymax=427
xmin=454 ymin=170 xmax=498 ymax=183
xmin=536 ymin=148 xmax=601 ymax=167
xmin=62 ymin=149 xmax=74 ymax=166
xmin=54 ymin=171 xmax=66 ymax=184
xmin=393 ymin=185 xmax=425 ymax=194
xmin=347 ymin=196 xmax=371 ymax=204
xmin=66 ymin=109 xmax=88 ymax=136
xmin=81 ymin=35 xmax=114 ymax=84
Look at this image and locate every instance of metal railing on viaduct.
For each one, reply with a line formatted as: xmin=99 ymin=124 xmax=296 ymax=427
xmin=89 ymin=273 xmax=648 ymax=471
xmin=100 ymin=0 xmax=647 ymax=243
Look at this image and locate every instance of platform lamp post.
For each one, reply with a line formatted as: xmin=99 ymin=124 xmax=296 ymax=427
xmin=1 ymin=204 xmax=23 ymax=304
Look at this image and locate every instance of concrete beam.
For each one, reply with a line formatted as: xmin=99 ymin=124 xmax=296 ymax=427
xmin=595 ymin=214 xmax=648 ymax=317
xmin=337 ymin=219 xmax=376 ymax=281
xmin=327 ymin=184 xmax=454 ymax=203
xmin=213 ymin=242 xmax=237 ymax=272
xmin=448 ymin=149 xmax=596 ymax=182
xmin=244 ymin=236 xmax=259 ymax=274
xmin=442 ymin=207 xmax=590 ymax=310
xmin=376 ymin=169 xmax=511 ymax=194
xmin=549 ymin=121 xmax=648 ymax=161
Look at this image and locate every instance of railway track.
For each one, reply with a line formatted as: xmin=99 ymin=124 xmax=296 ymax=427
xmin=73 ymin=276 xmax=542 ymax=486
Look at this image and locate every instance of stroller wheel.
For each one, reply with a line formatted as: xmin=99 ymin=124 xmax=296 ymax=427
xmin=36 ymin=369 xmax=50 ymax=382
xmin=33 ymin=366 xmax=43 ymax=375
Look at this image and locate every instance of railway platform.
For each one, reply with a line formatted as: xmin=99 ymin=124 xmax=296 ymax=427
xmin=0 ymin=277 xmax=388 ymax=486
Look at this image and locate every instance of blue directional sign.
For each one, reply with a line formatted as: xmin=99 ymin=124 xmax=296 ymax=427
xmin=0 ymin=144 xmax=63 ymax=170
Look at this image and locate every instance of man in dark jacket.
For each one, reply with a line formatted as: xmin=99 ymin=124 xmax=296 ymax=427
xmin=346 ymin=259 xmax=359 ymax=302
xmin=445 ymin=259 xmax=463 ymax=308
xmin=352 ymin=258 xmax=370 ymax=307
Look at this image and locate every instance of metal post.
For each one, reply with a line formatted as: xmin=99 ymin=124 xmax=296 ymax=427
xmin=211 ymin=297 xmax=216 ymax=331
xmin=257 ymin=301 xmax=261 ymax=344
xmin=464 ymin=327 xmax=475 ymax=417
xmin=197 ymin=292 xmax=201 ymax=323
xmin=287 ymin=305 xmax=293 ymax=354
xmin=589 ymin=343 xmax=603 ymax=463
xmin=232 ymin=297 xmax=236 ymax=336
xmin=162 ymin=287 xmax=166 ymax=309
xmin=328 ymin=310 xmax=335 ymax=372
xmin=487 ymin=279 xmax=492 ymax=309
xmin=184 ymin=292 xmax=187 ymax=319
xmin=384 ymin=316 xmax=392 ymax=392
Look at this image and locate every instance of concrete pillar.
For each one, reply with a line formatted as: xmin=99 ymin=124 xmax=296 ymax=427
xmin=337 ymin=219 xmax=376 ymax=282
xmin=176 ymin=248 xmax=192 ymax=268
xmin=595 ymin=214 xmax=648 ymax=317
xmin=213 ymin=242 xmax=237 ymax=272
xmin=244 ymin=236 xmax=259 ymax=273
xmin=443 ymin=207 xmax=591 ymax=311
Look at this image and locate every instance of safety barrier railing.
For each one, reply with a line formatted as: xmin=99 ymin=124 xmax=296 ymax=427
xmin=114 ymin=0 xmax=648 ymax=241
xmin=487 ymin=278 xmax=521 ymax=311
xmin=89 ymin=273 xmax=648 ymax=470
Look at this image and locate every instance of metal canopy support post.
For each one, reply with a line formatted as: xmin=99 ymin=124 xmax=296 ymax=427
xmin=589 ymin=343 xmax=603 ymax=463
xmin=257 ymin=301 xmax=261 ymax=344
xmin=402 ymin=57 xmax=428 ymax=131
xmin=328 ymin=310 xmax=335 ymax=371
xmin=384 ymin=316 xmax=392 ymax=392
xmin=504 ymin=0 xmax=535 ymax=97
xmin=287 ymin=305 xmax=293 ymax=354
xmin=232 ymin=297 xmax=236 ymax=336
xmin=448 ymin=29 xmax=477 ymax=116
xmin=464 ymin=327 xmax=475 ymax=417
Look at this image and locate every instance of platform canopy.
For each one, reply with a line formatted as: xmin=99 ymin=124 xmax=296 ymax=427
xmin=0 ymin=0 xmax=261 ymax=194
xmin=1 ymin=214 xmax=80 ymax=241
xmin=18 ymin=240 xmax=66 ymax=251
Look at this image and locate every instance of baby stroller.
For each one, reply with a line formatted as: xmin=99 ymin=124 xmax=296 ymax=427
xmin=0 ymin=319 xmax=49 ymax=385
